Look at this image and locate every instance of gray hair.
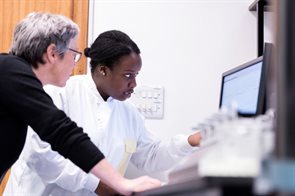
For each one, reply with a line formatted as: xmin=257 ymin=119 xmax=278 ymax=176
xmin=10 ymin=12 xmax=80 ymax=68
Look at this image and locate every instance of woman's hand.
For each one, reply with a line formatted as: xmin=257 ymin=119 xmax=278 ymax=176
xmin=95 ymin=176 xmax=161 ymax=195
xmin=123 ymin=176 xmax=161 ymax=194
xmin=91 ymin=159 xmax=161 ymax=195
xmin=188 ymin=131 xmax=202 ymax=147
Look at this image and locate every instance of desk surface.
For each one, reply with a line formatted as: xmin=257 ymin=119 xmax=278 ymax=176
xmin=134 ymin=176 xmax=254 ymax=196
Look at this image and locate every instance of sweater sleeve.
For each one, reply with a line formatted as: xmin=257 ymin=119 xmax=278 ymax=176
xmin=0 ymin=56 xmax=104 ymax=173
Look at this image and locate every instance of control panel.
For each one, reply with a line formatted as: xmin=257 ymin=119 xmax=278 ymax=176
xmin=131 ymin=86 xmax=164 ymax=119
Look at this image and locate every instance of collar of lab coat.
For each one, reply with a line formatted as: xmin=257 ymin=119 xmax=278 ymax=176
xmin=86 ymin=74 xmax=114 ymax=103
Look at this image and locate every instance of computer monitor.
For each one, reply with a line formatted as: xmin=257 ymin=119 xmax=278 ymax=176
xmin=219 ymin=56 xmax=266 ymax=117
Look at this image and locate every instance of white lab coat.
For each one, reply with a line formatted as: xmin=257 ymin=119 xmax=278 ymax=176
xmin=4 ymin=74 xmax=198 ymax=196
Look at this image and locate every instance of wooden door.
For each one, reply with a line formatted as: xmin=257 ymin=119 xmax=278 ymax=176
xmin=0 ymin=1 xmax=89 ymax=194
xmin=0 ymin=0 xmax=89 ymax=75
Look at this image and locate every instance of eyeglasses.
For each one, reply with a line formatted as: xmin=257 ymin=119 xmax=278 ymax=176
xmin=67 ymin=48 xmax=82 ymax=63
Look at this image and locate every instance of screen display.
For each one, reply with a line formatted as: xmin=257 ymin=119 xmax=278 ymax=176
xmin=220 ymin=60 xmax=263 ymax=114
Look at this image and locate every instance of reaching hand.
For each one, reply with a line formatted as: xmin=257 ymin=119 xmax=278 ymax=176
xmin=91 ymin=159 xmax=161 ymax=196
xmin=124 ymin=176 xmax=161 ymax=194
xmin=96 ymin=176 xmax=161 ymax=196
xmin=188 ymin=131 xmax=202 ymax=146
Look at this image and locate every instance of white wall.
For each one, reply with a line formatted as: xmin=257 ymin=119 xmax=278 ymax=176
xmin=89 ymin=0 xmax=260 ymax=180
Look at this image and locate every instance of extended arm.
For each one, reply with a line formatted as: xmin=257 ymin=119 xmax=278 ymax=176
xmin=130 ymin=108 xmax=201 ymax=172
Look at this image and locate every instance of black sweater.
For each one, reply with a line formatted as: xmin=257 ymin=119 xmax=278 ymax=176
xmin=0 ymin=54 xmax=104 ymax=176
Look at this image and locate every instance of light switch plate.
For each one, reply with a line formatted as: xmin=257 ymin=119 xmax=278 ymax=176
xmin=131 ymin=86 xmax=164 ymax=119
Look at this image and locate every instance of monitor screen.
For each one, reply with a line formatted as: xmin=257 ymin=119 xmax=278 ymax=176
xmin=219 ymin=56 xmax=265 ymax=116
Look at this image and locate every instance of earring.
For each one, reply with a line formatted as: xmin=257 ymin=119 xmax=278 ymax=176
xmin=101 ymin=71 xmax=105 ymax=76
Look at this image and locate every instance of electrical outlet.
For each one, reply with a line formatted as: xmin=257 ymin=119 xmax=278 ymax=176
xmin=131 ymin=86 xmax=164 ymax=119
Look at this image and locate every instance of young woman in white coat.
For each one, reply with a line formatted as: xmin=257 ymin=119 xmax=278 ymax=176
xmin=4 ymin=30 xmax=201 ymax=196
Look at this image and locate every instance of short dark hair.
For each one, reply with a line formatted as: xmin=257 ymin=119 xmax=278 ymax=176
xmin=84 ymin=30 xmax=140 ymax=73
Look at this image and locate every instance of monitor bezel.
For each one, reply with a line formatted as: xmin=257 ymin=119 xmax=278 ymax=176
xmin=219 ymin=56 xmax=265 ymax=117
